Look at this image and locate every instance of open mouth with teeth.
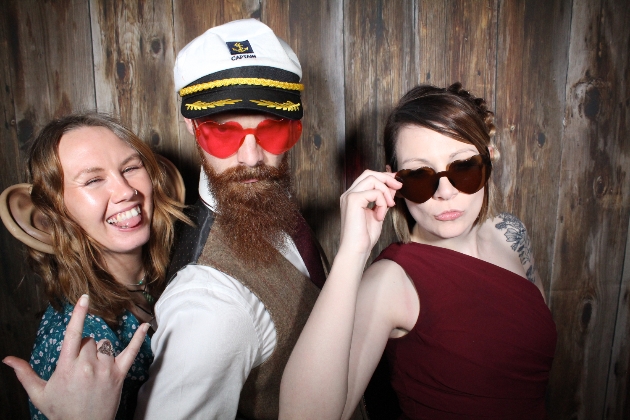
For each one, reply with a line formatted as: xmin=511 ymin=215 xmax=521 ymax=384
xmin=107 ymin=205 xmax=142 ymax=229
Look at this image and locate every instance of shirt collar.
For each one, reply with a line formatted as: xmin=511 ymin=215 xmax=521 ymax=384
xmin=198 ymin=167 xmax=217 ymax=212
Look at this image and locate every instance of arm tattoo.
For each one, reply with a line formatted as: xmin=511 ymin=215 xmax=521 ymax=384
xmin=525 ymin=265 xmax=534 ymax=282
xmin=495 ymin=213 xmax=536 ymax=283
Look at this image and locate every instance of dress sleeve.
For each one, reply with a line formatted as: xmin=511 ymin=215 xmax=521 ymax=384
xmin=134 ymin=266 xmax=262 ymax=420
xmin=29 ymin=306 xmax=67 ymax=420
xmin=29 ymin=307 xmax=67 ymax=382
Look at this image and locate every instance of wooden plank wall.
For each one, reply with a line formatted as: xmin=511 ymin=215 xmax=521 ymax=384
xmin=0 ymin=0 xmax=628 ymax=418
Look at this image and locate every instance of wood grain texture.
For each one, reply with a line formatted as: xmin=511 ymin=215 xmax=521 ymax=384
xmin=0 ymin=2 xmax=34 ymax=418
xmin=547 ymin=0 xmax=630 ymax=418
xmin=0 ymin=1 xmax=629 ymax=418
xmin=417 ymin=0 xmax=497 ymax=102
xmin=607 ymin=213 xmax=630 ymax=419
xmin=343 ymin=0 xmax=418 ymax=260
xmin=265 ymin=0 xmax=345 ymax=261
xmin=495 ymin=0 xmax=571 ymax=295
xmin=0 ymin=1 xmax=95 ymax=418
xmin=600 ymin=0 xmax=630 ymax=417
xmin=90 ymin=0 xmax=180 ymax=162
xmin=10 ymin=0 xmax=96 ymax=139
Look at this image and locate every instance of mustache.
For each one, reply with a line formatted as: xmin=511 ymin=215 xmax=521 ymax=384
xmin=217 ymin=163 xmax=285 ymax=183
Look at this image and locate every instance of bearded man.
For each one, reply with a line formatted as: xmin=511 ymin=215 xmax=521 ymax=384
xmin=134 ymin=19 xmax=332 ymax=420
xmin=3 ymin=18 xmax=374 ymax=420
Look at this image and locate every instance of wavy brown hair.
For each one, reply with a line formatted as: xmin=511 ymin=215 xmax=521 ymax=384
xmin=28 ymin=113 xmax=188 ymax=326
xmin=384 ymin=82 xmax=500 ymax=243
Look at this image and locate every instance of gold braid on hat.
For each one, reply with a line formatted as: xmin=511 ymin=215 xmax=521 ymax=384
xmin=179 ymin=77 xmax=304 ymax=97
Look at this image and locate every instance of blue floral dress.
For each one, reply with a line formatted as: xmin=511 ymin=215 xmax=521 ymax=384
xmin=29 ymin=303 xmax=153 ymax=420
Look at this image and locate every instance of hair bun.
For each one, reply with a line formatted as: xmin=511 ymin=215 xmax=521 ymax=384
xmin=447 ymin=82 xmax=495 ymax=137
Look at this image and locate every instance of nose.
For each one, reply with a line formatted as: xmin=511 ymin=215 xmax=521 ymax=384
xmin=433 ymin=176 xmax=458 ymax=201
xmin=237 ymin=134 xmax=265 ymax=167
xmin=110 ymin=174 xmax=136 ymax=203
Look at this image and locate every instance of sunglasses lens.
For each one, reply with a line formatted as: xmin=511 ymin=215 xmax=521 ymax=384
xmin=195 ymin=121 xmax=244 ymax=158
xmin=396 ymin=168 xmax=439 ymax=203
xmin=255 ymin=119 xmax=302 ymax=154
xmin=396 ymin=155 xmax=491 ymax=204
xmin=197 ymin=119 xmax=303 ymax=158
xmin=447 ymin=155 xmax=488 ymax=194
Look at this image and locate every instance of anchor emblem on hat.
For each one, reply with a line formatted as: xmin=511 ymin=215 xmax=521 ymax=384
xmin=232 ymin=42 xmax=249 ymax=53
xmin=225 ymin=40 xmax=254 ymax=56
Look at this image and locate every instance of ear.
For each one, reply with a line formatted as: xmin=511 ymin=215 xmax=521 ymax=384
xmin=386 ymin=165 xmax=393 ymax=173
xmin=184 ymin=118 xmax=195 ymax=136
xmin=488 ymin=145 xmax=496 ymax=160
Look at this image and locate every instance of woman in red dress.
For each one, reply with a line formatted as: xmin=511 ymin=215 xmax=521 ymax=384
xmin=281 ymin=83 xmax=557 ymax=420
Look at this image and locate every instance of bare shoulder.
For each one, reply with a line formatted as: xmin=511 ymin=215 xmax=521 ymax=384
xmin=362 ymin=257 xmax=417 ymax=297
xmin=364 ymin=258 xmax=409 ymax=282
xmin=477 ymin=214 xmax=546 ymax=301
xmin=485 ymin=212 xmax=537 ymax=284
xmin=361 ymin=258 xmax=419 ymax=333
xmin=490 ymin=213 xmax=532 ymax=261
xmin=360 ymin=259 xmax=411 ymax=303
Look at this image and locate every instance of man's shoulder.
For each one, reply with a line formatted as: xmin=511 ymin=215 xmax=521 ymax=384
xmin=167 ymin=200 xmax=215 ymax=282
xmin=158 ymin=264 xmax=261 ymax=314
xmin=151 ymin=265 xmax=269 ymax=358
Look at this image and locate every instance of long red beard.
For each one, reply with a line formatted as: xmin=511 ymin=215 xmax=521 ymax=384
xmin=201 ymin=152 xmax=300 ymax=268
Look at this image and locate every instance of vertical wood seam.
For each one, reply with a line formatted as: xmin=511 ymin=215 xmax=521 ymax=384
xmin=37 ymin=4 xmax=53 ymax=111
xmin=87 ymin=0 xmax=98 ymax=110
xmin=169 ymin=0 xmax=179 ymax=160
xmin=599 ymin=0 xmax=629 ymax=412
xmin=604 ymin=211 xmax=630 ymax=418
xmin=413 ymin=0 xmax=419 ymax=90
xmin=548 ymin=0 xmax=575 ymax=310
xmin=492 ymin=1 xmax=500 ymax=130
xmin=2 ymin=2 xmax=19 ymax=142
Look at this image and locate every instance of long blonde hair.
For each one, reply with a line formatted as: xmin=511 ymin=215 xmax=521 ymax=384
xmin=28 ymin=113 xmax=188 ymax=326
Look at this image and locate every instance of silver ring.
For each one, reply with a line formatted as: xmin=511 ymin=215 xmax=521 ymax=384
xmin=134 ymin=189 xmax=138 ymax=195
xmin=97 ymin=341 xmax=115 ymax=357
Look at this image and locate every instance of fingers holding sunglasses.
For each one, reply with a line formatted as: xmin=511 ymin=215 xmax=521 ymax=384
xmin=339 ymin=171 xmax=402 ymax=253
xmin=339 ymin=196 xmax=386 ymax=254
xmin=345 ymin=170 xmax=402 ymax=207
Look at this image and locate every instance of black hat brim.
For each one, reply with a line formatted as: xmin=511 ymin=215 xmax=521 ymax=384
xmin=181 ymin=85 xmax=303 ymax=120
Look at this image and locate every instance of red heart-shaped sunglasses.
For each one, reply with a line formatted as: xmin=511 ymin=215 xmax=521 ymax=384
xmin=193 ymin=118 xmax=303 ymax=158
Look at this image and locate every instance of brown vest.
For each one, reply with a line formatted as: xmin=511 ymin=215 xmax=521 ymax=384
xmin=198 ymin=221 xmax=320 ymax=420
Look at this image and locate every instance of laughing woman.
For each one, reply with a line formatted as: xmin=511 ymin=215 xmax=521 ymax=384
xmin=2 ymin=113 xmax=187 ymax=420
xmin=280 ymin=84 xmax=557 ymax=420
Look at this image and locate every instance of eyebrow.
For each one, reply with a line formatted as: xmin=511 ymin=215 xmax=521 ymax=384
xmin=121 ymin=153 xmax=142 ymax=166
xmin=71 ymin=153 xmax=142 ymax=181
xmin=399 ymin=148 xmax=478 ymax=167
xmin=449 ymin=148 xmax=478 ymax=159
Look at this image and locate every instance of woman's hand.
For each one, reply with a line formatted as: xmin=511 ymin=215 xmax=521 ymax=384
xmin=339 ymin=170 xmax=401 ymax=255
xmin=3 ymin=295 xmax=149 ymax=420
xmin=280 ymin=171 xmax=402 ymax=420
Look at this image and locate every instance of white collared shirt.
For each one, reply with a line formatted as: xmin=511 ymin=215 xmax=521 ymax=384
xmin=134 ymin=168 xmax=309 ymax=419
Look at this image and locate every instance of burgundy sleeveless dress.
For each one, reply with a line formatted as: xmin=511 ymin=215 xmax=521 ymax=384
xmin=375 ymin=242 xmax=556 ymax=420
